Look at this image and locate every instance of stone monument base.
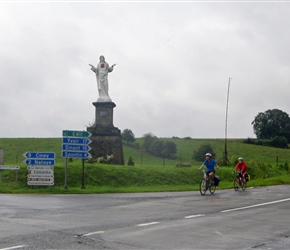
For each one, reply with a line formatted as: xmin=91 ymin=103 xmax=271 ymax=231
xmin=87 ymin=102 xmax=124 ymax=165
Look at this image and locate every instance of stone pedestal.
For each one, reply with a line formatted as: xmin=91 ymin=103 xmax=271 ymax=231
xmin=87 ymin=102 xmax=124 ymax=165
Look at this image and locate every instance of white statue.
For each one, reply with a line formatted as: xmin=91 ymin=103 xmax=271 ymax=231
xmin=89 ymin=55 xmax=116 ymax=102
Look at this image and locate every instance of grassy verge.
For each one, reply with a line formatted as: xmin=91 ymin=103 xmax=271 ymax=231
xmin=0 ymin=161 xmax=289 ymax=194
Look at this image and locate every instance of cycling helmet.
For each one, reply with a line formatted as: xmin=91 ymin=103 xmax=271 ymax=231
xmin=205 ymin=153 xmax=212 ymax=157
xmin=238 ymin=157 xmax=244 ymax=161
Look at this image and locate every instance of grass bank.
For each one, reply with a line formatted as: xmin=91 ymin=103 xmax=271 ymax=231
xmin=0 ymin=137 xmax=289 ymax=194
xmin=0 ymin=161 xmax=289 ymax=194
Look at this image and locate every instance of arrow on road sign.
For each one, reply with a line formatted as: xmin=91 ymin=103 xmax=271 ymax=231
xmin=28 ymin=174 xmax=54 ymax=178
xmin=23 ymin=159 xmax=55 ymax=166
xmin=62 ymin=130 xmax=92 ymax=138
xmin=0 ymin=165 xmax=20 ymax=170
xmin=61 ymin=151 xmax=91 ymax=159
xmin=62 ymin=144 xmax=91 ymax=151
xmin=62 ymin=137 xmax=92 ymax=145
xmin=27 ymin=181 xmax=54 ymax=186
xmin=28 ymin=169 xmax=54 ymax=174
xmin=27 ymin=166 xmax=54 ymax=170
xmin=23 ymin=152 xmax=55 ymax=159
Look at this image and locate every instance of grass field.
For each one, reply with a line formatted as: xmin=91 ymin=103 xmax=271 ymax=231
xmin=0 ymin=137 xmax=289 ymax=194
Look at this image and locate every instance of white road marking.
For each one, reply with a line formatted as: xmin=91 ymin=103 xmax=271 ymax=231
xmin=0 ymin=246 xmax=26 ymax=250
xmin=137 ymin=221 xmax=159 ymax=227
xmin=184 ymin=214 xmax=205 ymax=219
xmin=81 ymin=231 xmax=105 ymax=237
xmin=220 ymin=197 xmax=290 ymax=213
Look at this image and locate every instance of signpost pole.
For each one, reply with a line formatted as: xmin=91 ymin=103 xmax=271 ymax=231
xmin=65 ymin=157 xmax=68 ymax=189
xmin=81 ymin=159 xmax=85 ymax=189
xmin=0 ymin=166 xmax=21 ymax=182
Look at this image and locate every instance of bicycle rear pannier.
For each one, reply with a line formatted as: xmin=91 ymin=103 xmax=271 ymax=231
xmin=214 ymin=176 xmax=220 ymax=186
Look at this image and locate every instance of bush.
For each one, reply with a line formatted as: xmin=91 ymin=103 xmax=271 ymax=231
xmin=193 ymin=144 xmax=216 ymax=162
xmin=270 ymin=136 xmax=288 ymax=149
xmin=247 ymin=161 xmax=279 ymax=179
xmin=243 ymin=138 xmax=255 ymax=144
xmin=127 ymin=156 xmax=135 ymax=166
xmin=278 ymin=162 xmax=289 ymax=171
xmin=142 ymin=133 xmax=177 ymax=159
xmin=243 ymin=136 xmax=288 ymax=149
xmin=175 ymin=162 xmax=191 ymax=167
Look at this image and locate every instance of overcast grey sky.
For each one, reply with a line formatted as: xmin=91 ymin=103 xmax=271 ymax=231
xmin=0 ymin=1 xmax=289 ymax=138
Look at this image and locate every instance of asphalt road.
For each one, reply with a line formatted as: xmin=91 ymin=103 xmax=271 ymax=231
xmin=0 ymin=185 xmax=290 ymax=250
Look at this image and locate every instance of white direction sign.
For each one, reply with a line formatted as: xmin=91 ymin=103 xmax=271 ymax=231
xmin=28 ymin=174 xmax=54 ymax=178
xmin=27 ymin=167 xmax=54 ymax=186
xmin=28 ymin=169 xmax=54 ymax=175
xmin=27 ymin=166 xmax=54 ymax=170
xmin=28 ymin=180 xmax=54 ymax=186
xmin=0 ymin=165 xmax=20 ymax=170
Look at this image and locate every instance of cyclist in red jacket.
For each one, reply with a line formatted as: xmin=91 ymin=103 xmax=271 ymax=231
xmin=235 ymin=157 xmax=248 ymax=182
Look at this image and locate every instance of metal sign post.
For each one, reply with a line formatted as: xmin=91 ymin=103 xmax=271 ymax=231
xmin=0 ymin=166 xmax=20 ymax=182
xmin=64 ymin=157 xmax=68 ymax=189
xmin=81 ymin=159 xmax=85 ymax=189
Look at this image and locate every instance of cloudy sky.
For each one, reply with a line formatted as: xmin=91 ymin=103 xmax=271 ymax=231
xmin=0 ymin=1 xmax=289 ymax=139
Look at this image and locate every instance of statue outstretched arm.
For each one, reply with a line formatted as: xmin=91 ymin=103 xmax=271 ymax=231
xmin=89 ymin=64 xmax=97 ymax=73
xmin=109 ymin=64 xmax=116 ymax=72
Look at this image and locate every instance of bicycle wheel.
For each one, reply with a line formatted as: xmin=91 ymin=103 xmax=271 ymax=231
xmin=209 ymin=184 xmax=216 ymax=194
xmin=200 ymin=178 xmax=207 ymax=196
xmin=234 ymin=177 xmax=239 ymax=191
xmin=241 ymin=179 xmax=247 ymax=190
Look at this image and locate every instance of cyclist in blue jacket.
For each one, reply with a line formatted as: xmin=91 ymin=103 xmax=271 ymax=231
xmin=199 ymin=153 xmax=219 ymax=183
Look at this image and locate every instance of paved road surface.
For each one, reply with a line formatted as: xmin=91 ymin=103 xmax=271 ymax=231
xmin=0 ymin=185 xmax=290 ymax=249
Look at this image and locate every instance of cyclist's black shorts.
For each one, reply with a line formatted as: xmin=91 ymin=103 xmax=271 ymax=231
xmin=206 ymin=171 xmax=215 ymax=176
xmin=238 ymin=171 xmax=245 ymax=177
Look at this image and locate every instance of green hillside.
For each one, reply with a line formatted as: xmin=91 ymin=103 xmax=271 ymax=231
xmin=0 ymin=137 xmax=289 ymax=194
xmin=124 ymin=138 xmax=290 ymax=167
xmin=0 ymin=137 xmax=289 ymax=166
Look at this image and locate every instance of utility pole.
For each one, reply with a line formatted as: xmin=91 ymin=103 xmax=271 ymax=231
xmin=224 ymin=77 xmax=231 ymax=165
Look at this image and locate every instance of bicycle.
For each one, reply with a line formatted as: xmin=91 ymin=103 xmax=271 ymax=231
xmin=233 ymin=170 xmax=247 ymax=191
xmin=198 ymin=169 xmax=216 ymax=196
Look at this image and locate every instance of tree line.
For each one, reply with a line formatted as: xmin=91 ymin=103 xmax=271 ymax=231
xmin=121 ymin=130 xmax=177 ymax=159
xmin=121 ymin=108 xmax=290 ymax=162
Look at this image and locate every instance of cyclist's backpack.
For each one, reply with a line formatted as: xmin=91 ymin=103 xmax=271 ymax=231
xmin=214 ymin=176 xmax=220 ymax=186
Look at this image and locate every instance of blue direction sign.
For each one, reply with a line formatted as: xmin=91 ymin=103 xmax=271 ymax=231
xmin=62 ymin=137 xmax=92 ymax=145
xmin=62 ymin=144 xmax=91 ymax=151
xmin=23 ymin=152 xmax=55 ymax=159
xmin=62 ymin=129 xmax=92 ymax=159
xmin=62 ymin=151 xmax=91 ymax=159
xmin=23 ymin=159 xmax=55 ymax=166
